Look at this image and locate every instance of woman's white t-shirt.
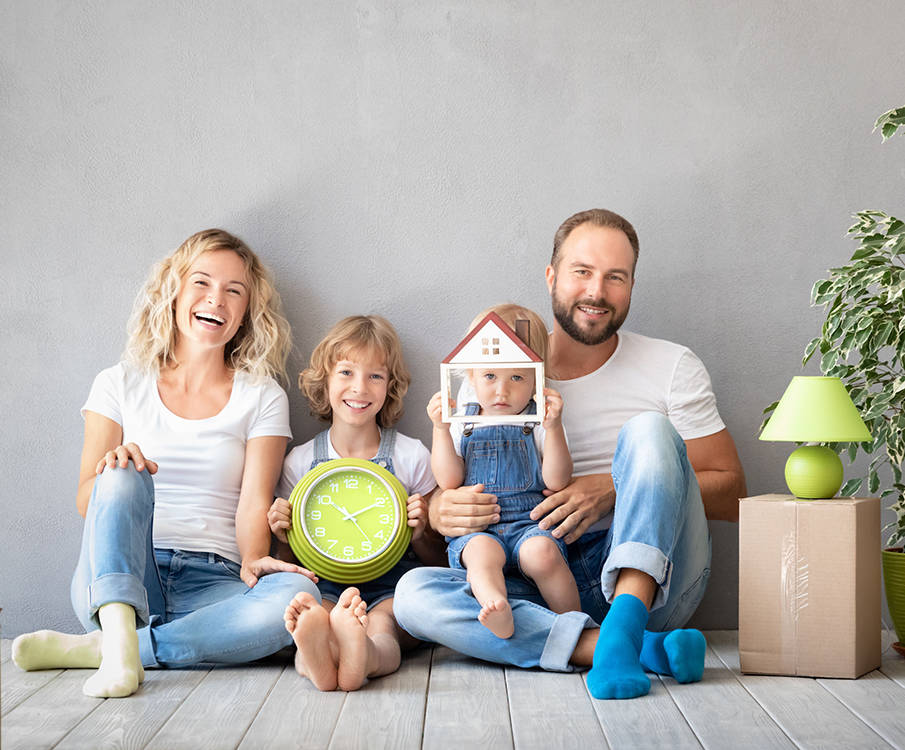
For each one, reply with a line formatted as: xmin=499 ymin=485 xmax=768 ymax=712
xmin=82 ymin=363 xmax=292 ymax=563
xmin=278 ymin=428 xmax=436 ymax=500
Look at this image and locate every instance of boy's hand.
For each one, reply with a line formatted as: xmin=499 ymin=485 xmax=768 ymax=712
xmin=267 ymin=497 xmax=292 ymax=543
xmin=406 ymin=493 xmax=429 ymax=541
xmin=427 ymin=391 xmax=454 ymax=430
xmin=542 ymin=387 xmax=564 ymax=430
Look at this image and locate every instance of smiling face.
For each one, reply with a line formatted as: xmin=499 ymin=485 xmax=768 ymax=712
xmin=470 ymin=367 xmax=536 ymax=416
xmin=327 ymin=347 xmax=390 ymax=429
xmin=173 ymin=250 xmax=250 ymax=354
xmin=545 ymin=223 xmax=634 ymax=346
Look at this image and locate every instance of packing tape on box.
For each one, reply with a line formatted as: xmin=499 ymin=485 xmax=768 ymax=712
xmin=780 ymin=518 xmax=809 ymax=670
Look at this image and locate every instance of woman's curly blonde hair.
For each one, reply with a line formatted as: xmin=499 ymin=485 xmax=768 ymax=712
xmin=301 ymin=315 xmax=410 ymax=428
xmin=124 ymin=229 xmax=292 ymax=382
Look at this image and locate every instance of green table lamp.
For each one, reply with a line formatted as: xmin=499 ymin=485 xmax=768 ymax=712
xmin=759 ymin=376 xmax=871 ymax=499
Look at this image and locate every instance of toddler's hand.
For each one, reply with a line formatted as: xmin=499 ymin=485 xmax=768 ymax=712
xmin=406 ymin=493 xmax=429 ymax=541
xmin=267 ymin=497 xmax=292 ymax=544
xmin=427 ymin=391 xmax=453 ymax=430
xmin=542 ymin=387 xmax=564 ymax=429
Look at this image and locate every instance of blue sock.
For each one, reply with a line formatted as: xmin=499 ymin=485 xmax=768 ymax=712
xmin=640 ymin=629 xmax=706 ymax=683
xmin=586 ymin=593 xmax=650 ymax=700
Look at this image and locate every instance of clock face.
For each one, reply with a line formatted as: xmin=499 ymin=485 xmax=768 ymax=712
xmin=300 ymin=467 xmax=401 ymax=563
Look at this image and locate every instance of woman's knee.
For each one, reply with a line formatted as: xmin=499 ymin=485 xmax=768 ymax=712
xmin=91 ymin=463 xmax=155 ymax=510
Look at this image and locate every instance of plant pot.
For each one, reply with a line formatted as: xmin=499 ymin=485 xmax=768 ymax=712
xmin=882 ymin=547 xmax=905 ymax=650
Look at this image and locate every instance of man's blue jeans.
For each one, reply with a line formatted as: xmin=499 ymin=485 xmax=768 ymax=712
xmin=393 ymin=412 xmax=711 ymax=671
xmin=70 ymin=464 xmax=320 ymax=667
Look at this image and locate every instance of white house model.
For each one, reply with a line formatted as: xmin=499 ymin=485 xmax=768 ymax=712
xmin=439 ymin=311 xmax=546 ymax=425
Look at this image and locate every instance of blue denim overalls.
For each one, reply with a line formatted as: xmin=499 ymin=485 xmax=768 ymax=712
xmin=310 ymin=428 xmax=421 ymax=608
xmin=446 ymin=401 xmax=568 ymax=575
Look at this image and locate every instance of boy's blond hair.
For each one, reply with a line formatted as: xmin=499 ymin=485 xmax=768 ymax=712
xmin=301 ymin=315 xmax=410 ymax=428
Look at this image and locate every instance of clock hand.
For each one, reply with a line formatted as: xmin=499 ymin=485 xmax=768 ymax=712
xmin=346 ymin=502 xmax=384 ymax=519
xmin=323 ymin=498 xmax=354 ymax=520
xmin=345 ymin=515 xmax=371 ymax=541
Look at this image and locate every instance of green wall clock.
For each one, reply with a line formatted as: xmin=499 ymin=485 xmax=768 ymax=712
xmin=286 ymin=458 xmax=412 ymax=583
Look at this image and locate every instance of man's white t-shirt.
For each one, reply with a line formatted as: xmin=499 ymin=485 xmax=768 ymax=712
xmin=82 ymin=363 xmax=292 ymax=563
xmin=548 ymin=331 xmax=725 ymax=529
xmin=278 ymin=428 xmax=436 ymax=500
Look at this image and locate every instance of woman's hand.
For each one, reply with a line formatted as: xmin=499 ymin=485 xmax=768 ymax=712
xmin=267 ymin=497 xmax=292 ymax=544
xmin=95 ymin=443 xmax=158 ymax=475
xmin=240 ymin=555 xmax=318 ymax=588
xmin=406 ymin=493 xmax=429 ymax=541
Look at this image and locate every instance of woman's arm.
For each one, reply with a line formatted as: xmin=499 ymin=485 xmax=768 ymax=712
xmin=236 ymin=435 xmax=316 ymax=587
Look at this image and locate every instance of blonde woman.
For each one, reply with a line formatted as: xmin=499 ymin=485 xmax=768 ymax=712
xmin=12 ymin=229 xmax=319 ymax=698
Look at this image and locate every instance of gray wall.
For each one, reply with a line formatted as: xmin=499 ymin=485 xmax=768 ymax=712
xmin=3 ymin=1 xmax=904 ymax=638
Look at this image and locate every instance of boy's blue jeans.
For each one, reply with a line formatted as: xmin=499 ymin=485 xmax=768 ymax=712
xmin=70 ymin=464 xmax=320 ymax=667
xmin=393 ymin=412 xmax=712 ymax=671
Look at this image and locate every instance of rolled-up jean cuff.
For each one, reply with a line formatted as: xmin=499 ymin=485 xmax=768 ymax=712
xmin=137 ymin=618 xmax=160 ymax=668
xmin=88 ymin=573 xmax=150 ymax=629
xmin=602 ymin=542 xmax=672 ymax=610
xmin=539 ymin=610 xmax=595 ymax=672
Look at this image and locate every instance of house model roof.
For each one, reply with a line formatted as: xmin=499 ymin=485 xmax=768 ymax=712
xmin=442 ymin=311 xmax=543 ymax=365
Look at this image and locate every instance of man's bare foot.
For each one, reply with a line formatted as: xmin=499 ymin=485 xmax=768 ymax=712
xmin=478 ymin=599 xmax=514 ymax=639
xmin=330 ymin=587 xmax=371 ymax=691
xmin=285 ymin=592 xmax=338 ymax=691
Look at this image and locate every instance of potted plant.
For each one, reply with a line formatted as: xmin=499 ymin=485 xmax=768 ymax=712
xmin=783 ymin=105 xmax=905 ymax=646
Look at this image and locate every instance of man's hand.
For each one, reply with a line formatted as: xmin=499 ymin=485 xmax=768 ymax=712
xmin=240 ymin=555 xmax=318 ymax=588
xmin=428 ymin=484 xmax=500 ymax=537
xmin=530 ymin=474 xmax=616 ymax=544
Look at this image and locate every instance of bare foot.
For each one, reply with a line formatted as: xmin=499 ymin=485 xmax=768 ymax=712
xmin=478 ymin=599 xmax=514 ymax=639
xmin=284 ymin=591 xmax=338 ymax=691
xmin=330 ymin=587 xmax=371 ymax=691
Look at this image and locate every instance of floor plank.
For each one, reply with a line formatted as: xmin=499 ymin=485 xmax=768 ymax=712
xmin=240 ymin=665 xmax=347 ymax=750
xmin=2 ymin=638 xmax=11 ymax=664
xmin=422 ymin=647 xmax=512 ymax=750
xmin=585 ymin=673 xmax=701 ymax=750
xmin=879 ymin=647 xmax=905 ymax=690
xmin=507 ymin=667 xmax=607 ymax=750
xmin=1 ymin=669 xmax=103 ymax=749
xmin=709 ymin=630 xmax=892 ymax=749
xmin=818 ymin=669 xmax=905 ymax=749
xmin=144 ymin=664 xmax=282 ymax=750
xmin=328 ymin=646 xmax=431 ymax=750
xmin=663 ymin=640 xmax=796 ymax=750
xmin=56 ymin=667 xmax=211 ymax=750
xmin=2 ymin=660 xmax=63 ymax=717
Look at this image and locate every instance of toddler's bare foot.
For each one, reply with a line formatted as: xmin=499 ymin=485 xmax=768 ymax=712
xmin=285 ymin=591 xmax=337 ymax=691
xmin=478 ymin=599 xmax=514 ymax=639
xmin=330 ymin=587 xmax=371 ymax=691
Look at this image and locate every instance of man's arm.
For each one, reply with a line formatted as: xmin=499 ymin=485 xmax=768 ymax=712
xmin=684 ymin=428 xmax=746 ymax=522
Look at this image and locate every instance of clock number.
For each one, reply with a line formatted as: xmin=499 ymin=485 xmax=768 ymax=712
xmin=309 ymin=510 xmax=322 ymax=520
xmin=379 ymin=514 xmax=390 ymax=525
xmin=361 ymin=541 xmax=372 ymax=552
xmin=343 ymin=546 xmax=354 ymax=557
xmin=314 ymin=527 xmax=326 ymax=537
xmin=326 ymin=539 xmax=338 ymax=550
xmin=367 ymin=483 xmax=373 ymax=494
xmin=344 ymin=477 xmax=359 ymax=489
xmin=317 ymin=494 xmax=331 ymax=505
xmin=330 ymin=482 xmax=339 ymax=492
xmin=376 ymin=497 xmax=387 ymax=506
xmin=374 ymin=529 xmax=385 ymax=540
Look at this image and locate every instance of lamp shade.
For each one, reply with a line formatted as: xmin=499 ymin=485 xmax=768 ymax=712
xmin=760 ymin=376 xmax=871 ymax=443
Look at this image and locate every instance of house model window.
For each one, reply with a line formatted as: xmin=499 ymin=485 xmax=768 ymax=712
xmin=439 ymin=312 xmax=546 ymax=426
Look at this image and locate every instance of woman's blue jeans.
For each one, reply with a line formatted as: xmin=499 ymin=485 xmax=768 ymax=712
xmin=393 ymin=412 xmax=712 ymax=671
xmin=70 ymin=464 xmax=320 ymax=667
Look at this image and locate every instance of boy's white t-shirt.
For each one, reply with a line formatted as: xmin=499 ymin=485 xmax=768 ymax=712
xmin=548 ymin=331 xmax=725 ymax=530
xmin=278 ymin=428 xmax=436 ymax=500
xmin=82 ymin=363 xmax=292 ymax=563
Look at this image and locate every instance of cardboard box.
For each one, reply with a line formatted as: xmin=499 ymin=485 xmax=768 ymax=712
xmin=738 ymin=494 xmax=880 ymax=678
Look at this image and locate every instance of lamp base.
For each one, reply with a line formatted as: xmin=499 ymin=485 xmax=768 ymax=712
xmin=784 ymin=445 xmax=843 ymax=499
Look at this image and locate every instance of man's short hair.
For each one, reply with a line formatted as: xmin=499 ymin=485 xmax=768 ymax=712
xmin=551 ymin=209 xmax=639 ymax=271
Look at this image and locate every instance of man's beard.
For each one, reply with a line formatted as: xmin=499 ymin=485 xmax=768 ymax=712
xmin=551 ymin=282 xmax=627 ymax=346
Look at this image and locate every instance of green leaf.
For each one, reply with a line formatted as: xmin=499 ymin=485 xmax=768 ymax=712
xmin=869 ymin=470 xmax=881 ymax=494
xmin=840 ymin=477 xmax=863 ymax=496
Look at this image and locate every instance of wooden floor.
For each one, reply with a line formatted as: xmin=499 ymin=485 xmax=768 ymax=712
xmin=3 ymin=632 xmax=905 ymax=749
